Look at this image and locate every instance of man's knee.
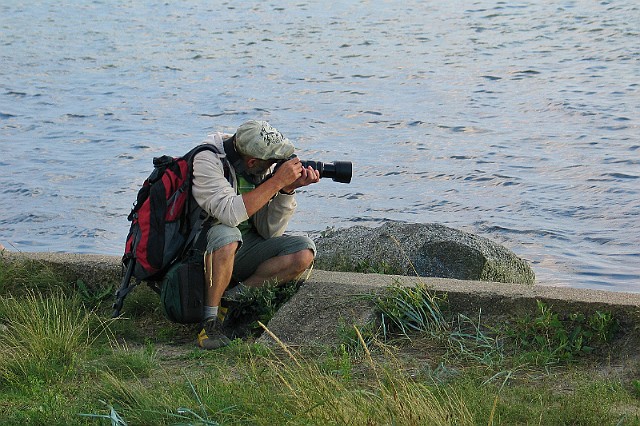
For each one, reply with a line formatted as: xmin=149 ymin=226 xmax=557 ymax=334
xmin=213 ymin=241 xmax=239 ymax=257
xmin=205 ymin=242 xmax=239 ymax=275
xmin=291 ymin=248 xmax=315 ymax=271
xmin=206 ymin=224 xmax=242 ymax=254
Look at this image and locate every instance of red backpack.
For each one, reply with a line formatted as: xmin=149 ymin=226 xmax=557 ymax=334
xmin=112 ymin=144 xmax=228 ymax=317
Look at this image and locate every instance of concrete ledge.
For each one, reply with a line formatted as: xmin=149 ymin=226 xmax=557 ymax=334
xmin=3 ymin=252 xmax=639 ymax=348
xmin=261 ymin=270 xmax=640 ymax=347
xmin=1 ymin=251 xmax=122 ymax=290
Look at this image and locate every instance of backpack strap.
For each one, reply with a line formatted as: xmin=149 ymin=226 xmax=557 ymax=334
xmin=180 ymin=144 xmax=231 ymax=258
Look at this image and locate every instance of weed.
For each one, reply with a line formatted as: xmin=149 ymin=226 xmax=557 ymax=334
xmin=337 ymin=317 xmax=379 ymax=354
xmin=352 ymin=258 xmax=402 ymax=275
xmin=77 ymin=279 xmax=113 ymax=307
xmin=506 ymin=300 xmax=617 ymax=365
xmin=448 ymin=312 xmax=504 ymax=368
xmin=226 ymin=279 xmax=303 ymax=335
xmin=375 ymin=282 xmax=448 ymax=338
xmin=333 ymin=344 xmax=354 ymax=381
xmin=115 ymin=284 xmax=162 ymax=318
xmin=315 ymin=252 xmax=403 ymax=275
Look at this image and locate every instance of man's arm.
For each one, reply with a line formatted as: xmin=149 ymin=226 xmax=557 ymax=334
xmin=192 ymin=149 xmax=248 ymax=227
xmin=242 ymin=157 xmax=320 ymax=217
xmin=242 ymin=175 xmax=292 ymax=217
xmin=248 ymin=161 xmax=321 ymax=238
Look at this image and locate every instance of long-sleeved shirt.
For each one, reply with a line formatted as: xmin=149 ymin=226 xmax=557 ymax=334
xmin=191 ymin=132 xmax=297 ymax=239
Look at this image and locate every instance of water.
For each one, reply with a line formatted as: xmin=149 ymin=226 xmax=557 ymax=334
xmin=1 ymin=1 xmax=638 ymax=293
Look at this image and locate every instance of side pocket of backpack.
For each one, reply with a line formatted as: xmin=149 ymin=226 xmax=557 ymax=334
xmin=160 ymin=257 xmax=205 ymax=324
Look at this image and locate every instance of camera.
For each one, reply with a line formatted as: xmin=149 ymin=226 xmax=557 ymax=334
xmin=275 ymin=155 xmax=352 ymax=183
xmin=299 ymin=159 xmax=352 ymax=183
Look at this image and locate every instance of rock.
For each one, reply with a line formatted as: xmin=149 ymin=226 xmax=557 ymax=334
xmin=258 ymin=273 xmax=382 ymax=348
xmin=313 ymin=222 xmax=535 ymax=284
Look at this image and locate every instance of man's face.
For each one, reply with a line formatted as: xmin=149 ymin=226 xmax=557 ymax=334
xmin=245 ymin=158 xmax=276 ymax=176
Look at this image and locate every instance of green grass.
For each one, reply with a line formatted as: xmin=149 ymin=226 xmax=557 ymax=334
xmin=374 ymin=283 xmax=621 ymax=369
xmin=0 ymin=255 xmax=639 ymax=425
xmin=314 ymin=252 xmax=404 ymax=275
xmin=0 ymin=255 xmax=67 ymax=294
xmin=0 ymin=290 xmax=97 ymax=384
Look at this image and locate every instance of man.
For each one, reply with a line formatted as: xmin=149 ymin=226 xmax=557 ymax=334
xmin=191 ymin=120 xmax=319 ymax=349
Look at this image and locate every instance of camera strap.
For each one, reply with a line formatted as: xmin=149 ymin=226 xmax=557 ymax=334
xmin=223 ymin=136 xmax=243 ymax=170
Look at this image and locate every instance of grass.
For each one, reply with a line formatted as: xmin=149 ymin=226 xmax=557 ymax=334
xmin=0 ymin=290 xmax=96 ymax=384
xmin=0 ymin=255 xmax=639 ymax=425
xmin=314 ymin=252 xmax=404 ymax=275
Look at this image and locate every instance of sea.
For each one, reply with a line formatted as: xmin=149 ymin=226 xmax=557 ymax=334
xmin=1 ymin=1 xmax=638 ymax=293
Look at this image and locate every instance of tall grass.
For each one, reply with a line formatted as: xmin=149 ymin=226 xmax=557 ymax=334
xmin=1 ymin=253 xmax=637 ymax=424
xmin=95 ymin=325 xmax=474 ymax=425
xmin=0 ymin=290 xmax=97 ymax=384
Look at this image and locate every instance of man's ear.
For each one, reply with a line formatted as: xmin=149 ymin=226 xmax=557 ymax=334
xmin=245 ymin=157 xmax=259 ymax=168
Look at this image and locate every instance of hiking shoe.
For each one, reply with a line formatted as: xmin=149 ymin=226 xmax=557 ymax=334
xmin=197 ymin=317 xmax=231 ymax=350
xmin=222 ymin=282 xmax=250 ymax=302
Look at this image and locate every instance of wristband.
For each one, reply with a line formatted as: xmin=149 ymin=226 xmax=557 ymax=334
xmin=279 ymin=188 xmax=295 ymax=195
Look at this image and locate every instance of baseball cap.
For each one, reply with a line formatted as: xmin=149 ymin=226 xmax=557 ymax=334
xmin=234 ymin=120 xmax=295 ymax=160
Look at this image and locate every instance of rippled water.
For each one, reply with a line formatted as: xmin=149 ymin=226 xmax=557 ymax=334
xmin=1 ymin=1 xmax=638 ymax=292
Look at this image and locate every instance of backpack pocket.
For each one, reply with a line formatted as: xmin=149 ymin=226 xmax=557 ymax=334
xmin=160 ymin=257 xmax=205 ymax=324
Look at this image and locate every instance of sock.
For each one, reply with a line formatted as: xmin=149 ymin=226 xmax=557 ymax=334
xmin=203 ymin=305 xmax=219 ymax=321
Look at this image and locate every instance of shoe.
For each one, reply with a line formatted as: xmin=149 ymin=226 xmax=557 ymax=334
xmin=197 ymin=317 xmax=231 ymax=350
xmin=222 ymin=283 xmax=253 ymax=317
xmin=222 ymin=282 xmax=249 ymax=302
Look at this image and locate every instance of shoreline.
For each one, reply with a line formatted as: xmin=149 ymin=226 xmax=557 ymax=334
xmin=3 ymin=250 xmax=639 ymax=329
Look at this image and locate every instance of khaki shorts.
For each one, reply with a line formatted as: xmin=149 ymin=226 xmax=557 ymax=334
xmin=205 ymin=223 xmax=316 ymax=282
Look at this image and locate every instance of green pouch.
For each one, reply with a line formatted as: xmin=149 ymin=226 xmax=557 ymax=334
xmin=160 ymin=257 xmax=205 ymax=324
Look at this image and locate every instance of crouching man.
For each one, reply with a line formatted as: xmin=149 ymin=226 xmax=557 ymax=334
xmin=192 ymin=120 xmax=319 ymax=349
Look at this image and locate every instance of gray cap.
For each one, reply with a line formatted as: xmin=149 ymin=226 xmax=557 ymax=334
xmin=235 ymin=120 xmax=295 ymax=160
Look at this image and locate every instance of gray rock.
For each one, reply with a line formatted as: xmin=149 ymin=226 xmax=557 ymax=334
xmin=258 ymin=274 xmax=381 ymax=348
xmin=313 ymin=222 xmax=535 ymax=284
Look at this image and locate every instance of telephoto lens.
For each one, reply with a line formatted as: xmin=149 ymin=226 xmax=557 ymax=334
xmin=301 ymin=160 xmax=352 ymax=183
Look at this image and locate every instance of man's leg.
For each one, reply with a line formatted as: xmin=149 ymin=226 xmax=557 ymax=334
xmin=204 ymin=241 xmax=239 ymax=306
xmin=198 ymin=224 xmax=242 ymax=350
xmin=232 ymin=232 xmax=317 ymax=289
xmin=243 ymin=249 xmax=314 ymax=288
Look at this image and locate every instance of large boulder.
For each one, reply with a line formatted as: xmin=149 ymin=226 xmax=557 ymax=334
xmin=313 ymin=222 xmax=535 ymax=284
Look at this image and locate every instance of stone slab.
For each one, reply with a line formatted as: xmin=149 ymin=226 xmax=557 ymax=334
xmin=261 ymin=270 xmax=640 ymax=347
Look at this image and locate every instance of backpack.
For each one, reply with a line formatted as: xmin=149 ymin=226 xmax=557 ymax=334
xmin=112 ymin=144 xmax=229 ymax=318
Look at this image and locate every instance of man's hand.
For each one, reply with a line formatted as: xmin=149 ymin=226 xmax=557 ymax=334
xmin=272 ymin=157 xmax=304 ymax=189
xmin=281 ymin=165 xmax=320 ymax=193
xmin=243 ymin=158 xmax=319 ymax=217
